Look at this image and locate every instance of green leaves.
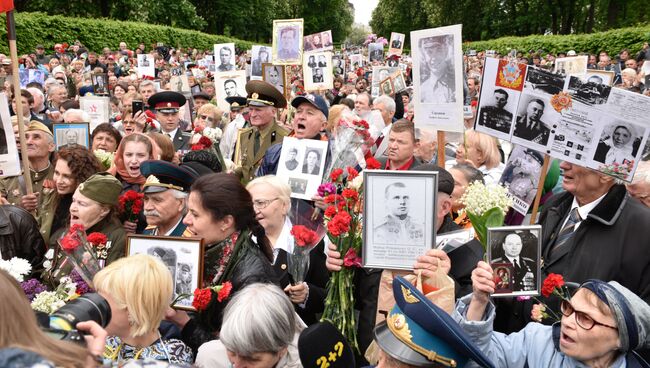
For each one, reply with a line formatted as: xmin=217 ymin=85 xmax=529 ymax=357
xmin=466 ymin=207 xmax=505 ymax=251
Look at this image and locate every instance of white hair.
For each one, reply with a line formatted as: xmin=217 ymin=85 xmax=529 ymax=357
xmin=246 ymin=175 xmax=292 ymax=210
xmin=373 ymin=95 xmax=396 ymax=113
xmin=219 ymin=283 xmax=296 ymax=356
xmin=63 ymin=109 xmax=91 ymax=123
xmin=26 ymin=87 xmax=45 ymax=112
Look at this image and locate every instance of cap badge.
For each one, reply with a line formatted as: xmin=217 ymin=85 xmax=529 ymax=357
xmin=145 ymin=175 xmax=160 ymax=185
xmin=232 ymin=102 xmax=240 ymax=107
xmin=401 ymin=285 xmax=419 ymax=304
xmin=166 ymin=102 xmax=172 ymax=107
xmin=252 ymin=92 xmax=259 ymax=100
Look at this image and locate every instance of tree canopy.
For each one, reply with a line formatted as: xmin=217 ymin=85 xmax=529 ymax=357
xmin=14 ymin=0 xmax=354 ymax=44
xmin=370 ymin=0 xmax=650 ymax=43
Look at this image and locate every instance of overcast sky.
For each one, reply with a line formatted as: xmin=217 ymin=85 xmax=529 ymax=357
xmin=349 ymin=0 xmax=379 ymax=25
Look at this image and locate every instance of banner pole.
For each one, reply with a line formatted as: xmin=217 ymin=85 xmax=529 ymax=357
xmin=436 ymin=131 xmax=445 ymax=167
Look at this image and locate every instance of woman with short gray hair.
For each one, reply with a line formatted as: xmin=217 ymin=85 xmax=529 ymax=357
xmin=194 ymin=283 xmax=303 ymax=368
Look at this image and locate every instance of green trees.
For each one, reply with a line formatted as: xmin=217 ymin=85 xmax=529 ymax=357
xmin=14 ymin=0 xmax=354 ymax=43
xmin=370 ymin=0 xmax=650 ymax=42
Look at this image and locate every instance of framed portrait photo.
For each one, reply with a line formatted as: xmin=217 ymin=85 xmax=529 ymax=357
xmin=303 ymin=52 xmax=333 ymax=91
xmin=53 ymin=123 xmax=90 ymax=150
xmin=486 ymin=225 xmax=542 ymax=297
xmin=0 ymin=93 xmax=20 ymax=177
xmin=262 ymin=63 xmax=287 ymax=98
xmin=214 ymin=70 xmax=247 ymax=112
xmin=388 ymin=32 xmax=405 ymax=56
xmin=363 ymin=170 xmax=438 ymax=270
xmin=126 ymin=235 xmax=204 ymax=311
xmin=272 ymin=19 xmax=304 ymax=65
xmin=213 ymin=43 xmax=236 ymax=72
xmin=251 ymin=45 xmax=272 ymax=80
xmin=380 ymin=77 xmax=394 ymax=96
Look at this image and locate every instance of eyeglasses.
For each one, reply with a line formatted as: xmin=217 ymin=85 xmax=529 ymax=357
xmin=199 ymin=114 xmax=214 ymax=122
xmin=252 ymin=198 xmax=279 ymax=209
xmin=123 ymin=120 xmax=136 ymax=125
xmin=560 ymin=300 xmax=618 ymax=331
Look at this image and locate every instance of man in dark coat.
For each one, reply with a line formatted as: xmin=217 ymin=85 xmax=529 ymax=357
xmin=493 ymin=161 xmax=650 ymax=338
xmin=0 ymin=205 xmax=45 ymax=273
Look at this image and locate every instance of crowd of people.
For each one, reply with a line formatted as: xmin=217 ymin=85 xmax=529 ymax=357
xmin=0 ymin=35 xmax=649 ymax=368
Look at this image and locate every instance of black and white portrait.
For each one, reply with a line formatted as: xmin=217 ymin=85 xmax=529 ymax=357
xmin=566 ymin=75 xmax=612 ymax=105
xmin=312 ymin=68 xmax=324 ymax=83
xmin=214 ymin=70 xmax=247 ymax=112
xmin=127 ymin=235 xmax=204 ymax=310
xmin=251 ymin=45 xmax=271 ymax=79
xmin=363 ymin=171 xmax=437 ymax=270
xmin=332 ymin=55 xmax=344 ymax=76
xmin=417 ymin=35 xmax=455 ymax=103
xmin=477 ymin=88 xmax=515 ymax=134
xmin=214 ymin=43 xmax=236 ymax=72
xmin=302 ymin=52 xmax=332 ymax=91
xmin=380 ymin=79 xmax=393 ymax=96
xmin=284 ymin=147 xmax=299 ymax=171
xmin=53 ymin=123 xmax=90 ymax=150
xmin=389 ymin=32 xmax=405 ymax=56
xmin=288 ymin=177 xmax=308 ymax=195
xmin=513 ymin=96 xmax=551 ymax=146
xmin=321 ymin=30 xmax=333 ymax=50
xmin=0 ymin=123 xmax=7 ymax=155
xmin=368 ymin=42 xmax=384 ymax=62
xmin=487 ymin=225 xmax=541 ymax=296
xmin=593 ymin=122 xmax=643 ymax=165
xmin=302 ymin=148 xmax=322 ymax=175
xmin=499 ymin=145 xmax=544 ymax=214
xmin=273 ymin=19 xmax=303 ymax=65
xmin=523 ymin=67 xmax=565 ymax=97
xmin=138 ymin=55 xmax=150 ymax=67
xmin=92 ymin=74 xmax=108 ymax=95
xmin=371 ymin=66 xmax=398 ymax=98
xmin=350 ymin=54 xmax=363 ymax=70
xmin=392 ymin=72 xmax=406 ymax=93
xmin=262 ymin=64 xmax=285 ymax=96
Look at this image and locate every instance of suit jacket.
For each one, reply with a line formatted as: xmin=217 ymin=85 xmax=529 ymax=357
xmin=272 ymin=241 xmax=329 ymax=325
xmin=171 ymin=129 xmax=190 ymax=152
xmin=301 ymin=163 xmax=321 ymax=175
xmin=513 ymin=115 xmax=550 ymax=145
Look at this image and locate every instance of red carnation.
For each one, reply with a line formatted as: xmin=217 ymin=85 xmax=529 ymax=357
xmin=87 ymin=232 xmax=107 ymax=246
xmin=217 ymin=281 xmax=233 ymax=302
xmin=290 ymin=225 xmax=319 ymax=247
xmin=343 ymin=248 xmax=362 ymax=268
xmin=324 ymin=205 xmax=337 ymax=218
xmin=60 ymin=235 xmax=81 ymax=251
xmin=342 ymin=188 xmax=359 ymax=202
xmin=69 ymin=223 xmax=85 ymax=234
xmin=347 ymin=167 xmax=359 ymax=180
xmin=327 ymin=211 xmax=351 ymax=237
xmin=193 ymin=126 xmax=205 ymax=134
xmin=192 ymin=288 xmax=213 ymax=311
xmin=366 ymin=157 xmax=381 ymax=170
xmin=119 ymin=190 xmax=144 ymax=222
xmin=541 ymin=273 xmax=565 ymax=298
xmin=330 ymin=168 xmax=344 ymax=181
xmin=324 ymin=194 xmax=344 ymax=204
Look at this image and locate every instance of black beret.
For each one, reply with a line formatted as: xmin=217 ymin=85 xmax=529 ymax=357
xmin=412 ymin=163 xmax=455 ymax=196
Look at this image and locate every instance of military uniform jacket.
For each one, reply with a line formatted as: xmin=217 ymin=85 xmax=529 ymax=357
xmin=236 ymin=121 xmax=288 ymax=183
xmin=514 ymin=115 xmax=550 ymax=145
xmin=492 ymin=256 xmax=536 ymax=291
xmin=373 ymin=214 xmax=425 ymax=245
xmin=142 ymin=220 xmax=188 ymax=236
xmin=172 ymin=129 xmax=191 ymax=152
xmin=0 ymin=165 xmax=54 ymax=230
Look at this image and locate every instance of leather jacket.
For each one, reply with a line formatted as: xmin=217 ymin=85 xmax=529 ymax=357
xmin=0 ymin=205 xmax=46 ymax=273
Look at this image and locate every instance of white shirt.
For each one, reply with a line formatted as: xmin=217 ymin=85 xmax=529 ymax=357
xmin=272 ymin=217 xmax=294 ymax=264
xmin=219 ymin=114 xmax=246 ymax=160
xmin=163 ymin=127 xmax=178 ymax=141
xmin=561 ymin=193 xmax=607 ymax=231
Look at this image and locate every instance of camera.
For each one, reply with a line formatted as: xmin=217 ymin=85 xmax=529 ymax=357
xmin=40 ymin=293 xmax=112 ymax=343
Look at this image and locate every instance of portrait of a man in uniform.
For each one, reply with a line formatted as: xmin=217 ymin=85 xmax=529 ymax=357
xmin=477 ymin=88 xmax=513 ymax=134
xmin=418 ymin=35 xmax=455 ymax=103
xmin=373 ymin=182 xmax=424 ymax=246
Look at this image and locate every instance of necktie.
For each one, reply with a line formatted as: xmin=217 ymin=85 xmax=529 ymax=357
xmin=253 ymin=130 xmax=261 ymax=156
xmin=513 ymin=258 xmax=519 ymax=270
xmin=550 ymin=208 xmax=581 ymax=254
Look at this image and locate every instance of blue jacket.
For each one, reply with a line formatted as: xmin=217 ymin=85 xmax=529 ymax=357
xmin=453 ymin=295 xmax=649 ymax=367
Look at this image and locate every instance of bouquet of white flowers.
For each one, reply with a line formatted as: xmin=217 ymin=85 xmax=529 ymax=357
xmin=0 ymin=257 xmax=31 ymax=282
xmin=460 ymin=181 xmax=512 ymax=250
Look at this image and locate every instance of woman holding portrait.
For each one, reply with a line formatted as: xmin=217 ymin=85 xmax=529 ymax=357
xmin=166 ymin=173 xmax=277 ymax=352
xmin=456 ymin=261 xmax=650 ymax=367
xmin=246 ymin=176 xmax=328 ymax=325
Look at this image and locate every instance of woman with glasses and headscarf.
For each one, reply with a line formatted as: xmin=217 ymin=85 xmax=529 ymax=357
xmin=455 ymin=260 xmax=650 ymax=367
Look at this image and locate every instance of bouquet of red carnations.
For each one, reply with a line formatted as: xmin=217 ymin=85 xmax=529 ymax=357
xmin=118 ymin=190 xmax=144 ymax=223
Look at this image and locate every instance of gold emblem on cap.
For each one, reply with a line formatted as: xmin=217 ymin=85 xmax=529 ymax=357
xmin=145 ymin=175 xmax=161 ymax=185
xmin=167 ymin=102 xmax=172 ymax=107
xmin=78 ymin=183 xmax=84 ymax=190
xmin=401 ymin=285 xmax=419 ymax=304
xmin=232 ymin=102 xmax=240 ymax=107
xmin=252 ymin=92 xmax=259 ymax=99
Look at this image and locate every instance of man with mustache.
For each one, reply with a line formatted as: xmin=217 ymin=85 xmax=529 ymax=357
xmin=140 ymin=160 xmax=197 ymax=236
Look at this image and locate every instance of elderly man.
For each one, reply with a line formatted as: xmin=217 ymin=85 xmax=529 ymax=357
xmin=494 ymin=161 xmax=650 ymax=334
xmin=0 ymin=122 xmax=55 ymax=225
xmin=354 ymin=92 xmax=385 ymax=140
xmin=62 ymin=109 xmax=91 ymax=124
xmin=236 ymin=80 xmax=288 ymax=183
xmin=140 ymin=160 xmax=197 ymax=236
xmin=257 ymin=93 xmax=329 ymax=176
xmin=138 ymin=80 xmax=157 ymax=109
xmin=371 ymin=95 xmax=396 ymax=157
xmin=148 ymin=91 xmax=190 ymax=151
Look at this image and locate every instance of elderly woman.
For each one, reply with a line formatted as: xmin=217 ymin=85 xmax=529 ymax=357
xmin=594 ymin=124 xmax=637 ymax=165
xmin=246 ymin=176 xmax=328 ymax=325
xmin=457 ymin=261 xmax=650 ymax=367
xmin=96 ymin=254 xmax=193 ymax=364
xmin=41 ymin=146 xmax=102 ymax=243
xmin=195 ymin=283 xmax=302 ymax=368
xmin=45 ymin=173 xmax=126 ymax=283
xmin=91 ymin=123 xmax=122 ymax=153
xmin=166 ymin=173 xmax=277 ymax=352
xmin=451 ymin=129 xmax=504 ymax=185
xmin=194 ymin=104 xmax=222 ymax=129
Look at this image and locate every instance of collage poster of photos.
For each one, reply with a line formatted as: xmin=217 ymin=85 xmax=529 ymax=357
xmin=302 ymin=52 xmax=333 ymax=91
xmin=276 ymin=137 xmax=328 ymax=200
xmin=475 ymin=57 xmax=650 ymax=182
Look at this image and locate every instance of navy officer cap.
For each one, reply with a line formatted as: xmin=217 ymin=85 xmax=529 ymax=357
xmin=373 ymin=277 xmax=495 ymax=368
xmin=140 ymin=160 xmax=198 ymax=194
